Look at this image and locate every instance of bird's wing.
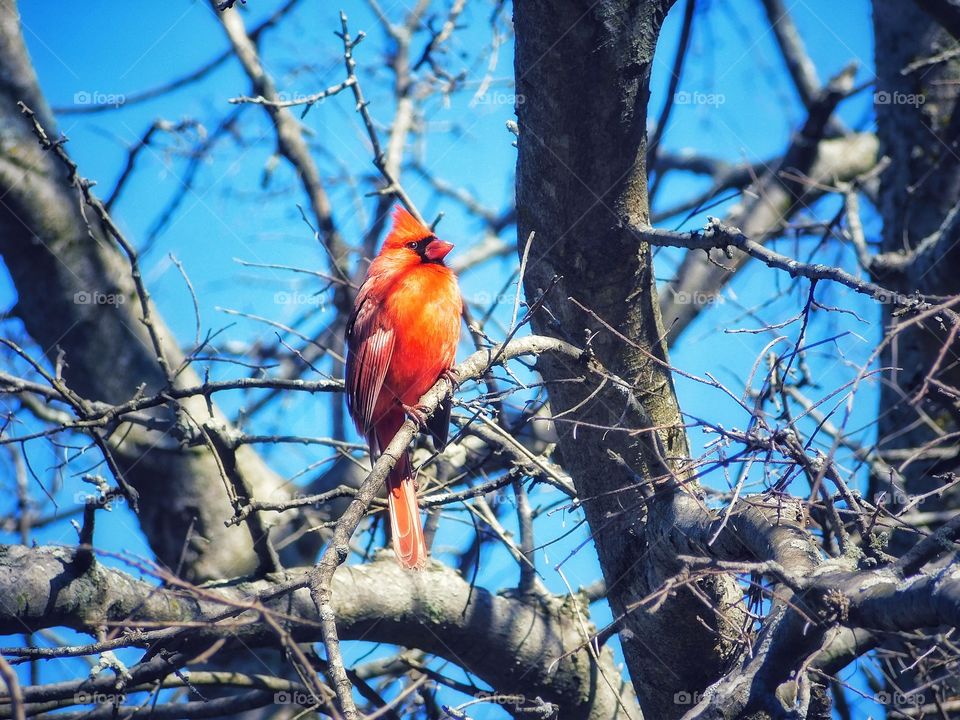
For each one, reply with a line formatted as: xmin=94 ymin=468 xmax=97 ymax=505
xmin=346 ymin=288 xmax=395 ymax=434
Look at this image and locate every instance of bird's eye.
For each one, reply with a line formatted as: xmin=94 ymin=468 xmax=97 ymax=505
xmin=406 ymin=241 xmax=418 ymax=250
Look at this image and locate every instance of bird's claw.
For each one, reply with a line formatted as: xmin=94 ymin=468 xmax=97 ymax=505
xmin=440 ymin=368 xmax=460 ymax=389
xmin=402 ymin=403 xmax=430 ymax=429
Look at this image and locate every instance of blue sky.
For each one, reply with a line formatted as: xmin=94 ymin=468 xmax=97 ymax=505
xmin=3 ymin=0 xmax=890 ymax=717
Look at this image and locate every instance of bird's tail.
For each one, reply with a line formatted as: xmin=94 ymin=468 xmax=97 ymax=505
xmin=386 ymin=450 xmax=427 ymax=569
xmin=373 ymin=416 xmax=427 ymax=569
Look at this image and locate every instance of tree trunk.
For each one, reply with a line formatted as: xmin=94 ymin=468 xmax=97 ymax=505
xmin=872 ymin=0 xmax=960 ymax=711
xmin=0 ymin=0 xmax=302 ymax=582
xmin=514 ymin=2 xmax=742 ymax=717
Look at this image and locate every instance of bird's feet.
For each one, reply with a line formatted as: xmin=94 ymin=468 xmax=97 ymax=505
xmin=440 ymin=367 xmax=460 ymax=389
xmin=402 ymin=403 xmax=430 ymax=430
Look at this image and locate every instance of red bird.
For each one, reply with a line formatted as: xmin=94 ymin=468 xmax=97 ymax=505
xmin=345 ymin=206 xmax=462 ymax=569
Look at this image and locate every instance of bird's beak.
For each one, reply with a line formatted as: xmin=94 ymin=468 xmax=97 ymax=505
xmin=424 ymin=239 xmax=454 ymax=261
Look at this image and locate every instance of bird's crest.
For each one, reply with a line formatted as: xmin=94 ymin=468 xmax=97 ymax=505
xmin=384 ymin=205 xmax=433 ymax=248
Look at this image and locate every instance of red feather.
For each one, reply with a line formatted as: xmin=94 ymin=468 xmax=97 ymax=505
xmin=345 ymin=206 xmax=461 ymax=569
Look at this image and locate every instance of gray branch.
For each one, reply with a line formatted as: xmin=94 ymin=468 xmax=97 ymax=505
xmin=0 ymin=545 xmax=638 ymax=720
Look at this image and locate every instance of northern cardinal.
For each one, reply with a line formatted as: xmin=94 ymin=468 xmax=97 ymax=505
xmin=345 ymin=206 xmax=461 ymax=568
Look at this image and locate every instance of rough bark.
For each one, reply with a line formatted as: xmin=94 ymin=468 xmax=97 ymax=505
xmin=0 ymin=0 xmax=299 ymax=582
xmin=7 ymin=498 xmax=960 ymax=719
xmin=0 ymin=544 xmax=637 ymax=720
xmin=514 ymin=2 xmax=742 ymax=717
xmin=871 ymin=0 xmax=960 ymax=711
xmin=873 ymin=0 xmax=960 ymax=502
